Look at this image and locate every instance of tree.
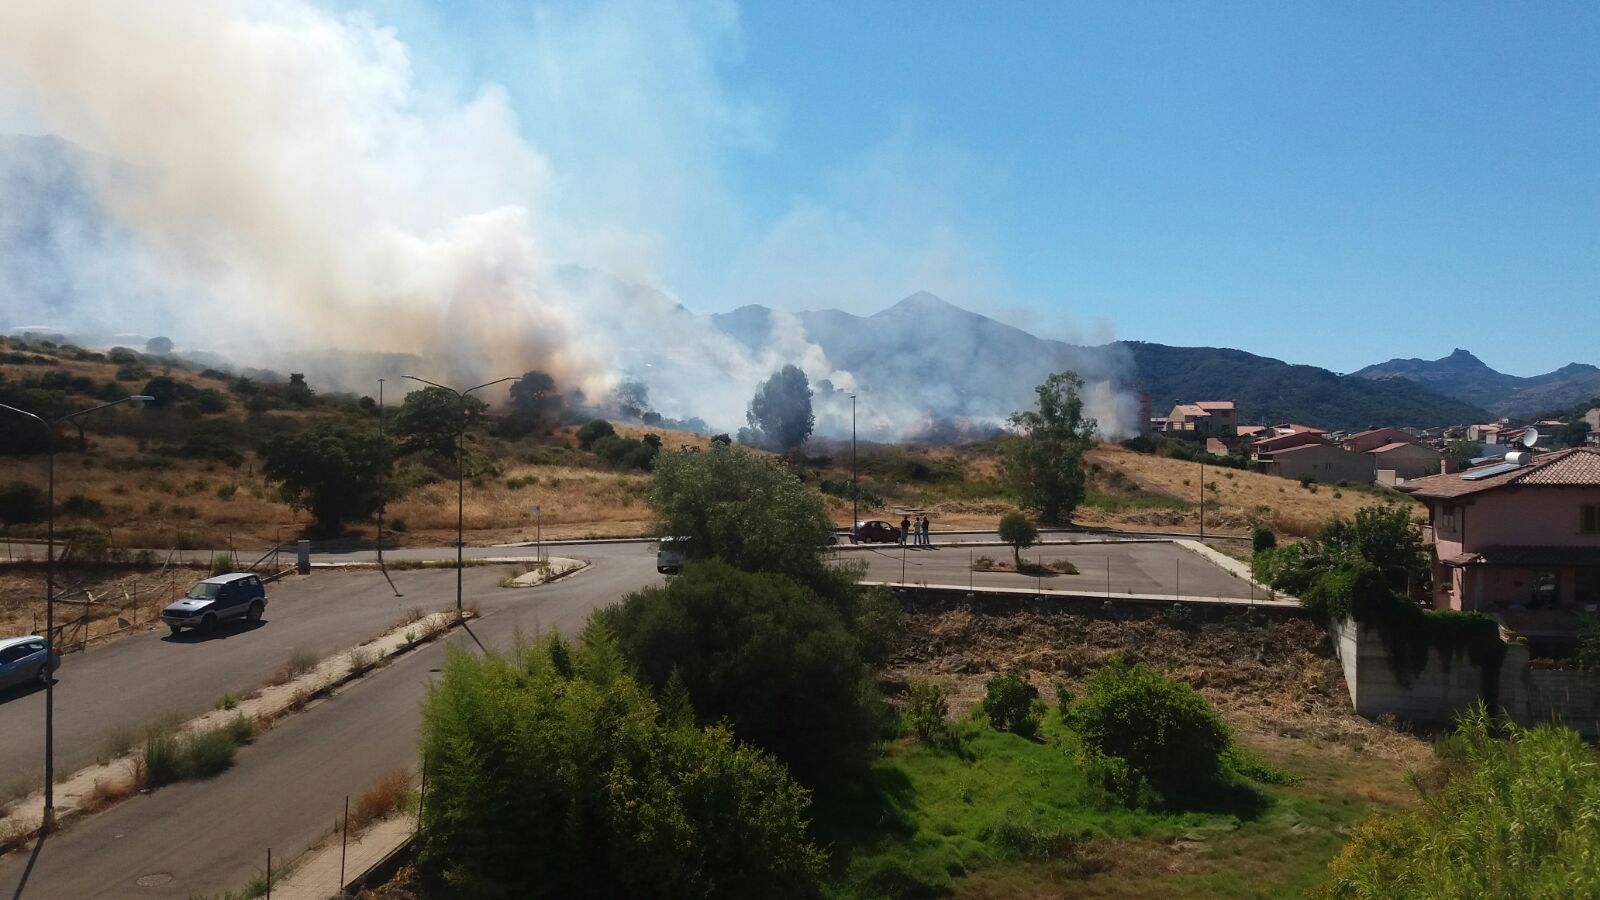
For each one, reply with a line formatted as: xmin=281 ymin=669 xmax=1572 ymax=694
xmin=1551 ymin=420 xmax=1591 ymax=449
xmin=576 ymin=418 xmax=616 ymax=450
xmin=0 ymin=481 xmax=49 ymax=525
xmin=505 ymin=370 xmax=563 ymax=437
xmin=745 ymin=365 xmax=814 ymax=451
xmin=284 ymin=372 xmax=315 ymax=406
xmin=1066 ymin=657 xmax=1233 ymax=804
xmin=144 ymin=336 xmax=173 ymax=354
xmin=1003 ymin=371 xmax=1097 ymax=523
xmin=613 ymin=380 xmax=650 ymax=420
xmin=603 ymin=560 xmax=882 ymax=785
xmin=418 ymin=635 xmax=825 ymax=898
xmin=647 ymin=443 xmax=834 ymax=582
xmin=393 ymin=386 xmax=484 ymax=458
xmin=141 ymin=375 xmax=180 ymax=409
xmin=998 ymin=511 xmax=1038 ymax=567
xmin=260 ymin=424 xmax=390 ymax=534
xmin=1444 ymin=440 xmax=1482 ymax=472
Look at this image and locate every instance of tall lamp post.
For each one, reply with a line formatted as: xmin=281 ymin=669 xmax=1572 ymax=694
xmin=401 ymin=375 xmax=512 ymax=620
xmin=1198 ymin=451 xmax=1205 ymax=539
xmin=0 ymin=394 xmax=151 ymax=826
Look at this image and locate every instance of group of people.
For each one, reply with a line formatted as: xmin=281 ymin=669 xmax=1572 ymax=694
xmin=899 ymin=514 xmax=933 ymax=546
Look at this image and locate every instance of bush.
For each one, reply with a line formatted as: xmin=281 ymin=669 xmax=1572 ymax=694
xmin=1576 ymin=618 xmax=1600 ymax=673
xmin=417 ymin=636 xmax=825 ymax=898
xmin=603 ymin=561 xmax=883 ymax=785
xmin=1066 ymin=658 xmax=1231 ymax=802
xmin=0 ymin=481 xmax=49 ymax=525
xmin=903 ymin=680 xmax=952 ymax=746
xmin=998 ymin=511 xmax=1039 ymax=567
xmin=58 ymin=493 xmax=106 ymax=518
xmin=576 ymin=418 xmax=615 ymax=450
xmin=981 ymin=670 xmax=1043 ymax=739
xmin=1251 ymin=524 xmax=1277 ymax=554
xmin=1318 ymin=707 xmax=1600 ymax=898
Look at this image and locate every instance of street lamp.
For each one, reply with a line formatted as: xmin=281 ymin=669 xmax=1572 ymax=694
xmin=400 ymin=375 xmax=512 ymax=620
xmin=0 ymin=394 xmax=152 ymax=826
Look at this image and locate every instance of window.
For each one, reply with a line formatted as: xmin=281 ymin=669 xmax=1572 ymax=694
xmin=1440 ymin=504 xmax=1458 ymax=532
xmin=1583 ymin=505 xmax=1599 ymax=534
xmin=0 ymin=645 xmax=28 ymax=665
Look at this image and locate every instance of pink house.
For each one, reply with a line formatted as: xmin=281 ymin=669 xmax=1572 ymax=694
xmin=1400 ymin=448 xmax=1600 ymax=652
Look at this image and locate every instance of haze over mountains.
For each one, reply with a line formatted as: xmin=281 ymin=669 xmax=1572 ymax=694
xmin=1354 ymin=349 xmax=1600 ymax=418
xmin=5 ymin=132 xmax=1587 ymax=435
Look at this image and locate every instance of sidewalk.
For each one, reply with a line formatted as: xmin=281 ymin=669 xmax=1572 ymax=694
xmin=861 ymin=580 xmax=1299 ymax=609
xmin=271 ymin=815 xmax=415 ymax=900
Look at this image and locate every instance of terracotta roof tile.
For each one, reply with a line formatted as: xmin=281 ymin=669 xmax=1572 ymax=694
xmin=1370 ymin=441 xmax=1436 ymax=454
xmin=1400 ymin=448 xmax=1600 ymax=499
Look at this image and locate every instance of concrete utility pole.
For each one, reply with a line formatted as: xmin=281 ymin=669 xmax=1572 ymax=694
xmin=0 ymin=394 xmax=151 ymax=826
xmin=402 ymin=375 xmax=513 ymax=620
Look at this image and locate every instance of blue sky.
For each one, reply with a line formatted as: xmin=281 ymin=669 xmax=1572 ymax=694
xmin=355 ymin=2 xmax=1598 ymax=374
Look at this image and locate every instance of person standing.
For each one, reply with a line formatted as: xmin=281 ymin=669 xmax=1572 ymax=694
xmin=899 ymin=515 xmax=911 ymax=545
xmin=921 ymin=515 xmax=931 ymax=546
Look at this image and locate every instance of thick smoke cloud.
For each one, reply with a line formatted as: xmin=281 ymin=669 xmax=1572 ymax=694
xmin=0 ymin=0 xmax=1141 ymax=439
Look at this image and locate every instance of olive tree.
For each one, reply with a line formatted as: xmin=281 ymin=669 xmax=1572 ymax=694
xmin=1003 ymin=371 xmax=1096 ymax=523
xmin=648 ymin=443 xmax=834 ymax=581
xmin=260 ymin=424 xmax=390 ymax=535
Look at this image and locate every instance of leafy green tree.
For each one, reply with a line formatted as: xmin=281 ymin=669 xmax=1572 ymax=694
xmin=141 ymin=375 xmax=179 ymax=409
xmin=576 ymin=418 xmax=616 ymax=450
xmin=1003 ymin=371 xmax=1096 ymax=523
xmin=1066 ymin=657 xmax=1232 ymax=802
xmin=260 ymin=424 xmax=390 ymax=534
xmin=981 ymin=670 xmax=1043 ymax=738
xmin=1251 ymin=524 xmax=1277 ymax=554
xmin=745 ymin=365 xmax=815 ymax=451
xmin=144 ymin=336 xmax=173 ymax=354
xmin=647 ymin=443 xmax=834 ymax=582
xmin=1550 ymin=420 xmax=1591 ymax=449
xmin=1444 ymin=440 xmax=1482 ymax=471
xmin=393 ymin=386 xmax=484 ymax=458
xmin=504 ymin=370 xmax=562 ymax=437
xmin=998 ymin=511 xmax=1038 ymax=567
xmin=1319 ymin=708 xmax=1600 ymax=899
xmin=0 ymin=481 xmax=49 ymax=525
xmin=283 ymin=372 xmax=315 ymax=407
xmin=603 ymin=560 xmax=883 ymax=785
xmin=418 ymin=636 xmax=824 ymax=899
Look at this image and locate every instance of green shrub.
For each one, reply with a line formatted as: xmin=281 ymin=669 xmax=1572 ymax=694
xmin=1575 ymin=617 xmax=1600 ymax=673
xmin=603 ymin=561 xmax=883 ymax=785
xmin=576 ymin=418 xmax=615 ymax=450
xmin=903 ymin=679 xmax=951 ymax=746
xmin=1066 ymin=657 xmax=1231 ymax=802
xmin=1319 ymin=707 xmax=1600 ymax=898
xmin=417 ymin=636 xmax=825 ymax=898
xmin=0 ymin=481 xmax=48 ymax=525
xmin=981 ymin=670 xmax=1043 ymax=739
xmin=1251 ymin=524 xmax=1277 ymax=554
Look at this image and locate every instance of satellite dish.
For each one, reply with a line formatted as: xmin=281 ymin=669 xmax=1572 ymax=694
xmin=1522 ymin=427 xmax=1540 ymax=449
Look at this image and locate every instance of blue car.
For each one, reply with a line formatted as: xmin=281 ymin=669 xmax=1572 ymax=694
xmin=162 ymin=573 xmax=268 ymax=635
xmin=0 ymin=636 xmax=59 ymax=691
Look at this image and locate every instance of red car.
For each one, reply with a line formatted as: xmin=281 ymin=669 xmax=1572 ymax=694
xmin=851 ymin=520 xmax=902 ymax=544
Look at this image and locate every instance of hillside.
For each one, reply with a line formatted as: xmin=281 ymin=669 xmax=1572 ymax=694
xmin=1354 ymin=348 xmax=1600 ymax=417
xmin=713 ymin=296 xmax=1488 ymax=432
xmin=1123 ymin=342 xmax=1492 ymax=430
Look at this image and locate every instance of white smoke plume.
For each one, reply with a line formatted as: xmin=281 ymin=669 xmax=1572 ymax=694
xmin=0 ymin=0 xmax=1142 ymax=439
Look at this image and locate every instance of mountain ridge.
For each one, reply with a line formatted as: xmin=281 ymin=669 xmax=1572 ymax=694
xmin=1353 ymin=348 xmax=1600 ymax=417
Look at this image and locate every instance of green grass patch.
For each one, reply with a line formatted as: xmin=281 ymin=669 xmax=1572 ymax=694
xmin=814 ymin=717 xmax=1233 ymax=897
xmin=1083 ymin=486 xmax=1192 ymax=514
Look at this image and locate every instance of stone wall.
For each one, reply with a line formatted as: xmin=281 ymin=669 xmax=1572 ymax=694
xmin=1330 ymin=617 xmax=1600 ymax=737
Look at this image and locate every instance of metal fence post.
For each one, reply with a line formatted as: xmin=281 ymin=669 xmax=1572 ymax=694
xmin=340 ymin=795 xmax=350 ymax=887
xmin=266 ymin=847 xmax=272 ymax=900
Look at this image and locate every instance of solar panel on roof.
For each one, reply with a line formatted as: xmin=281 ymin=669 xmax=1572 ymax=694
xmin=1462 ymin=463 xmax=1519 ymax=481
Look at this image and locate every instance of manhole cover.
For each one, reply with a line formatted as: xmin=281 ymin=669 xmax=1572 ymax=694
xmin=135 ymin=873 xmax=174 ymax=887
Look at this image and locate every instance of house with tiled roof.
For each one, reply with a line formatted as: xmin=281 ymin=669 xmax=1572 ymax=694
xmin=1368 ymin=441 xmax=1444 ymax=481
xmin=1342 ymin=426 xmax=1417 ymax=454
xmin=1162 ymin=400 xmax=1237 ymax=439
xmin=1261 ymin=442 xmax=1375 ymax=484
xmin=1399 ymin=448 xmax=1600 ymax=651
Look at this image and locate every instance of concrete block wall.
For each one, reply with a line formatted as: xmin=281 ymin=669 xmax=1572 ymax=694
xmin=1330 ymin=617 xmax=1600 ymax=737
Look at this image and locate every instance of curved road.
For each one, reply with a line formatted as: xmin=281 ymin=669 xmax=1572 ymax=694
xmin=0 ymin=543 xmax=661 ymax=898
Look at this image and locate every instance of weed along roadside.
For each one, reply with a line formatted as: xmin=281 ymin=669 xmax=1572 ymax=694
xmin=0 ymin=609 xmax=470 ymax=855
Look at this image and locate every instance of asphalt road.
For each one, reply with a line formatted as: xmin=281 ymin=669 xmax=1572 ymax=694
xmin=0 ymin=543 xmax=661 ymax=898
xmin=0 ymin=535 xmax=1252 ymax=897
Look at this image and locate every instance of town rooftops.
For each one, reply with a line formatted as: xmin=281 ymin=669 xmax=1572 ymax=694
xmin=1399 ymin=447 xmax=1600 ymax=500
xmin=1236 ymin=425 xmax=1267 ymax=437
xmin=1194 ymin=401 xmax=1235 ymax=411
xmin=1269 ymin=442 xmax=1344 ymax=456
xmin=1172 ymin=404 xmax=1209 ymax=418
xmin=1443 ymin=545 xmax=1600 ymax=567
xmin=1370 ymin=441 xmax=1428 ymax=454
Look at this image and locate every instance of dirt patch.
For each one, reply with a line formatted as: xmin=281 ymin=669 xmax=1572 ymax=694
xmin=0 ymin=564 xmax=199 ymax=645
xmin=885 ymin=595 xmax=1427 ymax=765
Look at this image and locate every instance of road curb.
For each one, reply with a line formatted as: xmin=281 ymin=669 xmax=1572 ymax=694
xmin=0 ymin=609 xmax=472 ymax=858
